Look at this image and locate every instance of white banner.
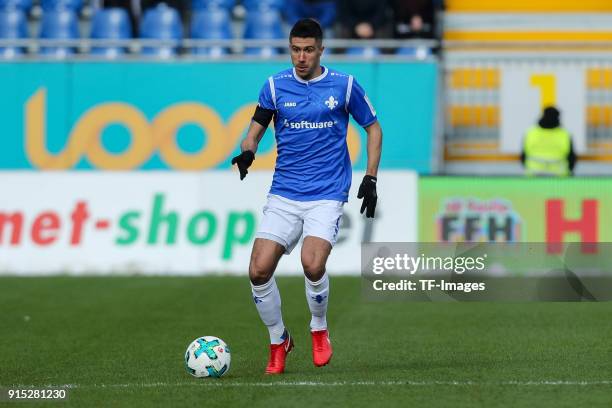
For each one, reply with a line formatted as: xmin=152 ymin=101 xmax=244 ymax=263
xmin=500 ymin=66 xmax=586 ymax=153
xmin=0 ymin=171 xmax=417 ymax=275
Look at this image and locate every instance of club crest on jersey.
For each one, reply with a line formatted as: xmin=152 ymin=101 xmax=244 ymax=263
xmin=325 ymin=95 xmax=338 ymax=110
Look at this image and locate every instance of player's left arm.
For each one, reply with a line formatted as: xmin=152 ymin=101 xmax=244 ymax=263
xmin=347 ymin=78 xmax=381 ymax=218
xmin=364 ymin=120 xmax=382 ymax=178
xmin=358 ymin=120 xmax=382 ymax=218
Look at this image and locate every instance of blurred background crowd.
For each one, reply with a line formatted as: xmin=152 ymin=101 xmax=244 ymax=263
xmin=0 ymin=0 xmax=445 ymax=58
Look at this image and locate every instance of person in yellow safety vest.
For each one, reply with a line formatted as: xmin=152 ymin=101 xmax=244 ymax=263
xmin=521 ymin=106 xmax=577 ymax=176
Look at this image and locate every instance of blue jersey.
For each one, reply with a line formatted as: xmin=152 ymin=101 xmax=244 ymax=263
xmin=258 ymin=66 xmax=377 ymax=202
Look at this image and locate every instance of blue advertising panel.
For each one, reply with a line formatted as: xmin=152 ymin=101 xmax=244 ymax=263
xmin=0 ymin=60 xmax=437 ymax=172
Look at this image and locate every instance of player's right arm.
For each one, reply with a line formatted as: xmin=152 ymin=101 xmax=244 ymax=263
xmin=232 ymin=78 xmax=277 ymax=180
xmin=240 ymin=102 xmax=275 ymax=153
xmin=232 ymin=105 xmax=275 ymax=180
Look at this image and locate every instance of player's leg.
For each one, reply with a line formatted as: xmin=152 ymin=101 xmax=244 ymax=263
xmin=249 ymin=238 xmax=286 ymax=344
xmin=301 ymin=236 xmax=332 ymax=330
xmin=252 ymin=195 xmax=303 ymax=374
xmin=302 ymin=200 xmax=343 ymax=367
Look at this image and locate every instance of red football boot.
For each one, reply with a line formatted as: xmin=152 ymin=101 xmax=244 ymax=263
xmin=311 ymin=329 xmax=332 ymax=367
xmin=265 ymin=331 xmax=294 ymax=374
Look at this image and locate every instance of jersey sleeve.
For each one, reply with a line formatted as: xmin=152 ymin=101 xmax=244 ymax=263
xmin=257 ymin=78 xmax=276 ymax=110
xmin=347 ymin=78 xmax=377 ymax=128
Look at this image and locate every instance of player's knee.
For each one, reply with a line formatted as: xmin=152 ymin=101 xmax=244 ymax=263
xmin=249 ymin=257 xmax=274 ymax=285
xmin=302 ymin=258 xmax=325 ymax=282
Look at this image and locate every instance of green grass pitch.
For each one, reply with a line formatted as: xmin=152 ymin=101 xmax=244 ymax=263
xmin=1 ymin=276 xmax=611 ymax=407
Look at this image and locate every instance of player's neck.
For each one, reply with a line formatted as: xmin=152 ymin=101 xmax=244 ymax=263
xmin=300 ymin=65 xmax=323 ymax=81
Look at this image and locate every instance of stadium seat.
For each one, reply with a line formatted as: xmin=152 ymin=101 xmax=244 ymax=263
xmin=190 ymin=8 xmax=232 ymax=57
xmin=0 ymin=0 xmax=32 ymax=12
xmin=243 ymin=0 xmax=283 ymax=11
xmin=191 ymin=0 xmax=234 ymax=11
xmin=41 ymin=0 xmax=83 ymax=12
xmin=140 ymin=4 xmax=183 ymax=58
xmin=243 ymin=8 xmax=283 ymax=57
xmin=283 ymin=0 xmax=336 ymax=29
xmin=346 ymin=46 xmax=381 ymax=58
xmin=39 ymin=9 xmax=79 ymax=57
xmin=0 ymin=8 xmax=28 ymax=58
xmin=90 ymin=8 xmax=132 ymax=58
xmin=396 ymin=46 xmax=432 ymax=59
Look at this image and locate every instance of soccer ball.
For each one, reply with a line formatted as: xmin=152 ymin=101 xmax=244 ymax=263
xmin=184 ymin=336 xmax=231 ymax=378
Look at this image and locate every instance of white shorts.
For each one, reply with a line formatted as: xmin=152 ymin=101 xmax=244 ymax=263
xmin=255 ymin=194 xmax=344 ymax=254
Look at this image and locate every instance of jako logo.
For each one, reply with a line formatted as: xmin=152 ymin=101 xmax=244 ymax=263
xmin=283 ymin=120 xmax=335 ymax=129
xmin=284 ymin=102 xmax=297 ymax=107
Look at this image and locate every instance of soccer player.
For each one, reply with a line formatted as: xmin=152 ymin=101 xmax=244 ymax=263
xmin=232 ymin=18 xmax=382 ymax=374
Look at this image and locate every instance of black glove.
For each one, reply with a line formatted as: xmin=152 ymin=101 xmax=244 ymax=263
xmin=231 ymin=150 xmax=255 ymax=180
xmin=357 ymin=175 xmax=377 ymax=218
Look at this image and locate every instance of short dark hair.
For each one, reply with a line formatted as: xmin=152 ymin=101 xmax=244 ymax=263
xmin=289 ymin=18 xmax=323 ymax=44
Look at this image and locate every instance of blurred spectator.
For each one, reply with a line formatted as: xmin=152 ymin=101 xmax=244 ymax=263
xmin=391 ymin=0 xmax=434 ymax=39
xmin=284 ymin=0 xmax=337 ymax=32
xmin=337 ymin=0 xmax=390 ymax=39
xmin=521 ymin=106 xmax=577 ymax=177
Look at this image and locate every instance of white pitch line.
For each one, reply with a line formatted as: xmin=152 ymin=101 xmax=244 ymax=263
xmin=9 ymin=380 xmax=612 ymax=389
